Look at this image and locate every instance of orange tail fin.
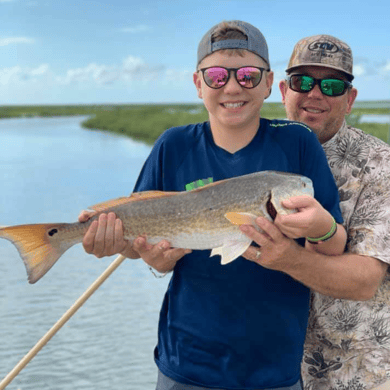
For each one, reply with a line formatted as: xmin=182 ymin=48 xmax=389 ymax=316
xmin=0 ymin=223 xmax=75 ymax=283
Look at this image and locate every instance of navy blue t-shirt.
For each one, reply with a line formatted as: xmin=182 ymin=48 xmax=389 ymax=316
xmin=133 ymin=118 xmax=342 ymax=389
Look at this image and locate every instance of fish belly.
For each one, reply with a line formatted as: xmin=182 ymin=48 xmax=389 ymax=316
xmin=130 ymin=228 xmax=246 ymax=251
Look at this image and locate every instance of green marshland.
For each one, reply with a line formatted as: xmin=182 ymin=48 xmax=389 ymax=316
xmin=0 ymin=102 xmax=388 ymax=144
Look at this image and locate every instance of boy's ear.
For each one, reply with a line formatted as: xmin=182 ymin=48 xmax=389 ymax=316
xmin=264 ymin=71 xmax=274 ymax=99
xmin=193 ymin=71 xmax=203 ymax=99
xmin=266 ymin=70 xmax=274 ymax=90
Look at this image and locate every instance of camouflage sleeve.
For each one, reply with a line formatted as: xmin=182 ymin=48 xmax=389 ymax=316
xmin=346 ymin=144 xmax=390 ymax=265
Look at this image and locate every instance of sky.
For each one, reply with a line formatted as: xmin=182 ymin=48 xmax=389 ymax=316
xmin=1 ymin=0 xmax=389 ymax=105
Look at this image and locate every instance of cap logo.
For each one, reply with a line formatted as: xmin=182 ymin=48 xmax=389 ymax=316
xmin=308 ymin=41 xmax=339 ymax=53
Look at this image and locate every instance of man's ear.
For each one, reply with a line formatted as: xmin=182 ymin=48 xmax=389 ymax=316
xmin=193 ymin=71 xmax=203 ymax=99
xmin=279 ymin=80 xmax=288 ymax=105
xmin=346 ymin=87 xmax=358 ymax=115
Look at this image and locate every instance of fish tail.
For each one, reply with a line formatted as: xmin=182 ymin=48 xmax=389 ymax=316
xmin=0 ymin=223 xmax=77 ymax=283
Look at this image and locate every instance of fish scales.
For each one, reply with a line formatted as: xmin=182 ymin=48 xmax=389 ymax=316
xmin=0 ymin=171 xmax=314 ymax=283
xmin=116 ymin=175 xmax=273 ymax=248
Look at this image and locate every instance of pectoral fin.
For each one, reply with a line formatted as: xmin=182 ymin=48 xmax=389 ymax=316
xmin=224 ymin=212 xmax=263 ymax=232
xmin=210 ymin=238 xmax=252 ymax=265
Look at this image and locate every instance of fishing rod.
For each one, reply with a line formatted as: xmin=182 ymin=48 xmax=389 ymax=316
xmin=0 ymin=254 xmax=127 ymax=390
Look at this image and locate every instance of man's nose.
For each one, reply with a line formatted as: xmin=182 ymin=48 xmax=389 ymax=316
xmin=307 ymin=83 xmax=324 ymax=98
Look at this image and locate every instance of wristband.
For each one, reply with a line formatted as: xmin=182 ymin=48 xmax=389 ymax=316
xmin=149 ymin=266 xmax=168 ymax=278
xmin=306 ymin=217 xmax=337 ymax=244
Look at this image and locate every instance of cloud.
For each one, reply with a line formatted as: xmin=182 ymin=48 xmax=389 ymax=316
xmin=0 ymin=66 xmax=23 ymax=84
xmin=54 ymin=56 xmax=166 ymax=86
xmin=59 ymin=63 xmax=119 ymax=85
xmin=353 ymin=63 xmax=366 ymax=77
xmin=0 ymin=56 xmax=165 ymax=87
xmin=352 ymin=58 xmax=390 ymax=78
xmin=0 ymin=37 xmax=35 ymax=46
xmin=122 ymin=56 xmax=145 ymax=73
xmin=165 ymin=69 xmax=193 ymax=83
xmin=120 ymin=25 xmax=151 ymax=33
xmin=379 ymin=60 xmax=390 ymax=78
xmin=0 ymin=64 xmax=50 ymax=84
xmin=29 ymin=64 xmax=50 ymax=76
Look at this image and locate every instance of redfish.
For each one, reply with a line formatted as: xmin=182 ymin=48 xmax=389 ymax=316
xmin=0 ymin=171 xmax=313 ymax=283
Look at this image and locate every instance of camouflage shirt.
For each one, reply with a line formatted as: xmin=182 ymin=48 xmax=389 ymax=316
xmin=302 ymin=121 xmax=390 ymax=390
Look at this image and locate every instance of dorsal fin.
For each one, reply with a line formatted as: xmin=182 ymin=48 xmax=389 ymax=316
xmin=130 ymin=191 xmax=178 ymax=200
xmin=89 ymin=191 xmax=179 ymax=212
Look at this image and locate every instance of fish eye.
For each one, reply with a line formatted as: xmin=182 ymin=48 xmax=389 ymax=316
xmin=48 ymin=228 xmax=58 ymax=237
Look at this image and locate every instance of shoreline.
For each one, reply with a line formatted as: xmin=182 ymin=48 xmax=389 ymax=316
xmin=0 ymin=102 xmax=388 ymax=144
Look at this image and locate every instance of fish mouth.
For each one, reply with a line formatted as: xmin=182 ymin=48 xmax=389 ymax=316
xmin=266 ymin=196 xmax=277 ymax=220
xmin=302 ymin=177 xmax=314 ymax=196
xmin=267 ymin=177 xmax=314 ymax=220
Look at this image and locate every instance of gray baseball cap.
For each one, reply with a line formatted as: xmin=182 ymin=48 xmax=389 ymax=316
xmin=197 ymin=20 xmax=270 ymax=69
xmin=286 ymin=34 xmax=354 ymax=80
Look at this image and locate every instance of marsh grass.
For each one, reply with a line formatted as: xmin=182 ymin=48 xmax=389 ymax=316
xmin=81 ymin=103 xmax=290 ymax=144
xmin=82 ymin=105 xmax=210 ymax=144
xmin=0 ymin=105 xmax=102 ymax=118
xmin=355 ymin=122 xmax=389 ymax=143
xmin=0 ymin=102 xmax=388 ymax=144
xmin=81 ymin=102 xmax=389 ymax=144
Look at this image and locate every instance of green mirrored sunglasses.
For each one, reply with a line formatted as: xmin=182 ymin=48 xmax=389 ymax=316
xmin=287 ymin=74 xmax=352 ymax=97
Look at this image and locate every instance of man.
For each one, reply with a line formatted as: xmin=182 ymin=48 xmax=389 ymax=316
xmin=241 ymin=35 xmax=390 ymax=389
xmin=80 ymin=23 xmax=346 ymax=390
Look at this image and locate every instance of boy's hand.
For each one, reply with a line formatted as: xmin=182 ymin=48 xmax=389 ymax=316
xmin=78 ymin=211 xmax=138 ymax=258
xmin=132 ymin=237 xmax=192 ymax=274
xmin=274 ymin=196 xmax=334 ymax=239
xmin=78 ymin=211 xmax=191 ymax=272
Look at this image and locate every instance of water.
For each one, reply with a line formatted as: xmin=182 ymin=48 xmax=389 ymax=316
xmin=0 ymin=117 xmax=170 ymax=390
xmin=354 ymin=101 xmax=390 ymax=109
xmin=360 ymin=114 xmax=390 ymax=124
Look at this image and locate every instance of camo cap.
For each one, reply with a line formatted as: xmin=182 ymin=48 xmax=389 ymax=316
xmin=197 ymin=20 xmax=270 ymax=68
xmin=286 ymin=34 xmax=354 ymax=80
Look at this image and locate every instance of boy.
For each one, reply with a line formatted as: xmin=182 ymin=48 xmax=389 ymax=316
xmin=80 ymin=21 xmax=346 ymax=389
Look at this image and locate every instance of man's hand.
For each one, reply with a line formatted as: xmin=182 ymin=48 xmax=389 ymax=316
xmin=132 ymin=237 xmax=192 ymax=274
xmin=274 ymin=195 xmax=335 ymax=239
xmin=240 ymin=217 xmax=303 ymax=271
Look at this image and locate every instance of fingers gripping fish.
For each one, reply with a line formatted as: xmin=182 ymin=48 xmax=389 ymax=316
xmin=0 ymin=171 xmax=313 ymax=283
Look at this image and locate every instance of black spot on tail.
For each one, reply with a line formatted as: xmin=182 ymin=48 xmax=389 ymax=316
xmin=48 ymin=228 xmax=58 ymax=237
xmin=266 ymin=197 xmax=277 ymax=220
